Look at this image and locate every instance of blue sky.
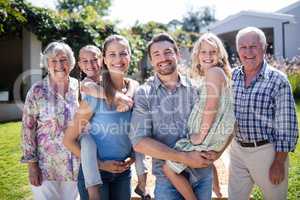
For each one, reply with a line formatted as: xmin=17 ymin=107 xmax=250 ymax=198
xmin=27 ymin=0 xmax=299 ymax=27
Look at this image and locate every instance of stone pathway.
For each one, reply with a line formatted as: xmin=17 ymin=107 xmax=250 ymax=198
xmin=213 ymin=149 xmax=230 ymax=198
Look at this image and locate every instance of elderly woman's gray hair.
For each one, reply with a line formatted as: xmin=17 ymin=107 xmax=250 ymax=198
xmin=236 ymin=27 xmax=267 ymax=51
xmin=42 ymin=41 xmax=76 ymax=71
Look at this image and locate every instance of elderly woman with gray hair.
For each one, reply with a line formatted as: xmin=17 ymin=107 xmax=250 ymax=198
xmin=21 ymin=41 xmax=80 ymax=200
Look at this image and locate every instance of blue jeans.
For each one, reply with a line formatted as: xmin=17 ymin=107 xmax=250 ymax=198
xmin=154 ymin=169 xmax=213 ymax=200
xmin=78 ymin=165 xmax=131 ymax=200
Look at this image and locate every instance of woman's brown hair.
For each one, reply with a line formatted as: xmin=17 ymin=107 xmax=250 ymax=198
xmin=101 ymin=35 xmax=131 ymax=104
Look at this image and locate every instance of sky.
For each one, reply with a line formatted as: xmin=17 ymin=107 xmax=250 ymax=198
xmin=27 ymin=0 xmax=299 ymax=28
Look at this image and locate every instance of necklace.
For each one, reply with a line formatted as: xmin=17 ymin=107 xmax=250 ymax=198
xmin=120 ymin=80 xmax=129 ymax=94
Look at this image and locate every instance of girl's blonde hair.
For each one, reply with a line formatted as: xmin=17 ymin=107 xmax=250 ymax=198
xmin=77 ymin=45 xmax=102 ymax=101
xmin=190 ymin=33 xmax=231 ymax=79
xmin=79 ymin=45 xmax=102 ymax=60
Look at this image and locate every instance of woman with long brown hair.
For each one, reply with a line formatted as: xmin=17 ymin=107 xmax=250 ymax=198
xmin=64 ymin=35 xmax=148 ymax=200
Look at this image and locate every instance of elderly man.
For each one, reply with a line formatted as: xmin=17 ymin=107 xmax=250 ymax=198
xmin=129 ymin=33 xmax=219 ymax=200
xmin=229 ymin=27 xmax=299 ymax=200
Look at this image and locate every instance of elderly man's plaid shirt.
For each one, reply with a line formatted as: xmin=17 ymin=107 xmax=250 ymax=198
xmin=232 ymin=60 xmax=298 ymax=152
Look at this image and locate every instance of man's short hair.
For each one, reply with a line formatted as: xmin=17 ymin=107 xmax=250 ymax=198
xmin=236 ymin=27 xmax=267 ymax=51
xmin=147 ymin=32 xmax=179 ymax=59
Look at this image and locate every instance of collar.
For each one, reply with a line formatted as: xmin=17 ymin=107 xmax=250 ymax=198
xmin=259 ymin=60 xmax=271 ymax=79
xmin=238 ymin=59 xmax=270 ymax=80
xmin=153 ymin=73 xmax=188 ymax=90
xmin=45 ymin=75 xmax=78 ymax=97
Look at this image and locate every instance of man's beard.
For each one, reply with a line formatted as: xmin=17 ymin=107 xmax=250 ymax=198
xmin=156 ymin=63 xmax=177 ymax=76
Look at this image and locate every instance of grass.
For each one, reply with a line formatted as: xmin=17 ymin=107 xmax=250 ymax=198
xmin=252 ymin=101 xmax=300 ymax=200
xmin=0 ymin=103 xmax=300 ymax=200
xmin=0 ymin=122 xmax=31 ymax=200
xmin=287 ymin=102 xmax=300 ymax=199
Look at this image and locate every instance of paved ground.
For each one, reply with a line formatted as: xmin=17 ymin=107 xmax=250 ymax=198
xmin=131 ymin=149 xmax=230 ymax=199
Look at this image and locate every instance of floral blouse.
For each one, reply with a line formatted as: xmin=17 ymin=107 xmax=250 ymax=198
xmin=21 ymin=76 xmax=80 ymax=181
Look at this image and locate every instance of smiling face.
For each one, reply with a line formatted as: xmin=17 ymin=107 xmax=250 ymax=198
xmin=198 ymin=40 xmax=219 ymax=71
xmin=47 ymin=51 xmax=71 ymax=83
xmin=237 ymin=32 xmax=265 ymax=73
xmin=149 ymin=41 xmax=179 ymax=76
xmin=103 ymin=40 xmax=130 ymax=75
xmin=78 ymin=50 xmax=102 ymax=79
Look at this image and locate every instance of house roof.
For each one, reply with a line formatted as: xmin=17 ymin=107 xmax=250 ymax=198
xmin=208 ymin=10 xmax=295 ymax=30
xmin=277 ymin=0 xmax=300 ymax=13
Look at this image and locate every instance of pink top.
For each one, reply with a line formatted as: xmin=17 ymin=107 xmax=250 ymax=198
xmin=21 ymin=76 xmax=80 ymax=181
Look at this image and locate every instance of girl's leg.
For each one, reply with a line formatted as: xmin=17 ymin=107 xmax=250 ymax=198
xmin=212 ymin=164 xmax=222 ymax=198
xmin=87 ymin=186 xmax=100 ymax=200
xmin=136 ymin=173 xmax=147 ymax=193
xmin=162 ymin=163 xmax=197 ymax=200
xmin=135 ymin=173 xmax=152 ymax=199
xmin=80 ymin=134 xmax=102 ymax=200
xmin=135 ymin=152 xmax=150 ymax=198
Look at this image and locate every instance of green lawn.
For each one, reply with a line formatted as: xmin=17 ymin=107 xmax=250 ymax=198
xmin=0 ymin=104 xmax=300 ymax=200
xmin=288 ymin=101 xmax=300 ymax=199
xmin=0 ymin=122 xmax=31 ymax=200
xmin=252 ymin=102 xmax=300 ymax=200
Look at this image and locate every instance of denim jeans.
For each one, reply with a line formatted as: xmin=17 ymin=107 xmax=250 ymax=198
xmin=78 ymin=165 xmax=131 ymax=200
xmin=154 ymin=168 xmax=213 ymax=200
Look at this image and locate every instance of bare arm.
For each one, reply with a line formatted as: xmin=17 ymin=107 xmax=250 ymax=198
xmin=21 ymin=88 xmax=43 ymax=186
xmin=205 ymin=123 xmax=236 ymax=162
xmin=64 ymin=100 xmax=132 ymax=173
xmin=81 ymin=82 xmax=106 ymax=99
xmin=134 ymin=137 xmax=213 ymax=169
xmin=134 ymin=138 xmax=184 ymax=162
xmin=191 ymin=67 xmax=227 ymax=144
xmin=269 ymin=152 xmax=288 ymax=185
xmin=115 ymin=78 xmax=139 ymax=112
xmin=219 ymin=123 xmax=236 ymax=155
xmin=63 ymin=101 xmax=93 ymax=158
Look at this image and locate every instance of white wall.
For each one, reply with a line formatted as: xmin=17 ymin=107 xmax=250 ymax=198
xmin=0 ymin=104 xmax=22 ymax=122
xmin=22 ymin=28 xmax=43 ymax=92
xmin=0 ymin=30 xmax=42 ymax=122
xmin=282 ymin=6 xmax=300 ymax=58
xmin=209 ymin=15 xmax=285 ymax=58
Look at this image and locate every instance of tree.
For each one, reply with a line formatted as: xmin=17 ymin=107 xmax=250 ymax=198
xmin=167 ymin=19 xmax=182 ymax=32
xmin=57 ymin=0 xmax=111 ymax=16
xmin=181 ymin=6 xmax=216 ymax=33
xmin=0 ymin=0 xmax=26 ymax=34
xmin=131 ymin=21 xmax=168 ymax=41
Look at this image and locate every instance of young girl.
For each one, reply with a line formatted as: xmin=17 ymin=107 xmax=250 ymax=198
xmin=64 ymin=38 xmax=149 ymax=200
xmin=79 ymin=45 xmax=134 ymax=112
xmin=76 ymin=45 xmax=103 ymax=200
xmin=162 ymin=33 xmax=235 ymax=200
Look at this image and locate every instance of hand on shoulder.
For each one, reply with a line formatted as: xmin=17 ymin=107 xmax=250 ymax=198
xmin=114 ymin=78 xmax=138 ymax=112
xmin=80 ymin=82 xmax=106 ymax=99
